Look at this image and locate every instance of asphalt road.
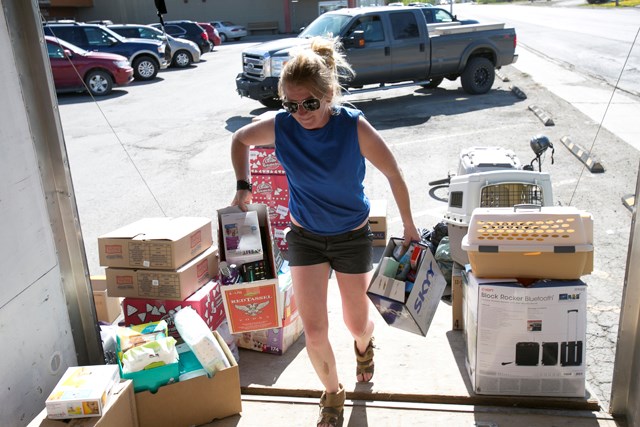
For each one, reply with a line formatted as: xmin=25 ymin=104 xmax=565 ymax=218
xmin=55 ymin=33 xmax=639 ymax=410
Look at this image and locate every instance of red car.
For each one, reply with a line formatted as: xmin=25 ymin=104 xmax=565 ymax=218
xmin=45 ymin=35 xmax=134 ymax=96
xmin=198 ymin=22 xmax=221 ymax=47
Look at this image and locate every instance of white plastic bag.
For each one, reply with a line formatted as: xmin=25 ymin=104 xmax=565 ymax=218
xmin=173 ymin=307 xmax=230 ymax=376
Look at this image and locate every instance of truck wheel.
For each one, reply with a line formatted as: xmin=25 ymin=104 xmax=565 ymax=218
xmin=172 ymin=50 xmax=192 ymax=68
xmin=85 ymin=70 xmax=113 ymax=96
xmin=420 ymin=77 xmax=443 ymax=89
xmin=133 ymin=56 xmax=159 ymax=81
xmin=461 ymin=57 xmax=495 ymax=95
xmin=259 ymin=97 xmax=282 ymax=110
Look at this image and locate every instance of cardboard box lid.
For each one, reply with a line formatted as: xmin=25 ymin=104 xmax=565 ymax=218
xmin=99 ymin=217 xmax=211 ymax=242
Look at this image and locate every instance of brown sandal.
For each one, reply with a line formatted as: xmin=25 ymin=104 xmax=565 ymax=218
xmin=316 ymin=384 xmax=345 ymax=427
xmin=354 ymin=337 xmax=375 ymax=383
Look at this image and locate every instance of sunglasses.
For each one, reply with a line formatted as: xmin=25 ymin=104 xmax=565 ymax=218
xmin=282 ymin=97 xmax=322 ymax=114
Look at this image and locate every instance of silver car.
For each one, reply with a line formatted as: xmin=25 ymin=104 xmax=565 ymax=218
xmin=210 ymin=21 xmax=247 ymax=42
xmin=108 ymin=24 xmax=201 ymax=68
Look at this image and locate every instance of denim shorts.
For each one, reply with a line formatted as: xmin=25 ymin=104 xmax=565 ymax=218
xmin=285 ymin=222 xmax=374 ymax=274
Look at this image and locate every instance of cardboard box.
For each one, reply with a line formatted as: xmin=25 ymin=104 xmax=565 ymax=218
xmin=106 ymin=246 xmax=218 ymax=301
xmin=45 ymin=365 xmax=120 ymax=419
xmin=368 ymin=199 xmax=387 ymax=247
xmin=29 ymin=380 xmax=138 ymax=427
xmin=249 ymin=146 xmax=285 ymax=175
xmin=98 ymin=217 xmax=213 ymax=270
xmin=123 ymin=280 xmax=226 ymax=340
xmin=367 ymin=238 xmax=447 ymax=336
xmin=135 ymin=331 xmax=241 ymax=427
xmin=221 ymin=278 xmax=282 ymax=334
xmin=234 ymin=276 xmax=302 ymax=354
xmin=270 ymin=221 xmax=290 ymax=252
xmin=235 ymin=309 xmax=303 ymax=355
xmin=92 ymin=275 xmax=123 ymax=323
xmin=218 ymin=204 xmax=289 ymax=334
xmin=463 ymin=270 xmax=587 ymax=397
xmin=451 ymin=262 xmax=464 ymax=330
xmin=251 ymin=174 xmax=290 ymax=202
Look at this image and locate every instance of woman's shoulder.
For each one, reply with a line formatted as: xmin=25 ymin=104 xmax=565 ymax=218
xmin=334 ymin=105 xmax=363 ymax=120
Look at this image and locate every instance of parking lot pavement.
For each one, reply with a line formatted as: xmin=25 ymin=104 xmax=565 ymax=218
xmin=55 ymin=37 xmax=639 ymax=411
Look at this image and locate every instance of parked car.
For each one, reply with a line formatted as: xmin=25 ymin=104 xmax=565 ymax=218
xmin=198 ymin=22 xmax=221 ymax=47
xmin=150 ymin=20 xmax=211 ymax=54
xmin=43 ymin=21 xmax=169 ymax=81
xmin=108 ymin=24 xmax=201 ymax=68
xmin=45 ymin=35 xmax=133 ymax=96
xmin=210 ymin=21 xmax=247 ymax=42
xmin=419 ymin=6 xmax=479 ymax=25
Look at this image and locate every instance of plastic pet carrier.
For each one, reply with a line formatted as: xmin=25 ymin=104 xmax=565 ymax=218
xmin=444 ymin=169 xmax=553 ymax=265
xmin=456 ymin=146 xmax=522 ymax=176
xmin=461 ymin=205 xmax=593 ymax=279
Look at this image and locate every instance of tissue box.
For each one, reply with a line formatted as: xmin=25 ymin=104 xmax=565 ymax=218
xmin=30 ymin=380 xmax=136 ymax=427
xmin=45 ymin=365 xmax=120 ymax=419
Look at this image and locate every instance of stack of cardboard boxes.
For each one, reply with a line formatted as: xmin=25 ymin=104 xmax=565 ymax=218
xmin=460 ymin=206 xmax=593 ymax=398
xmin=95 ymin=217 xmax=241 ymax=426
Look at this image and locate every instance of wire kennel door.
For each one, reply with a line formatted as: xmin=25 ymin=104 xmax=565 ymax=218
xmin=480 ymin=183 xmax=545 ymax=208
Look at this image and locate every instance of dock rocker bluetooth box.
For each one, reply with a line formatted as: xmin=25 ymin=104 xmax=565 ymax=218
xmin=463 ymin=270 xmax=587 ymax=397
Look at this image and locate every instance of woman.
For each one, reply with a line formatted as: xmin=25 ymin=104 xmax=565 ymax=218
xmin=230 ymin=37 xmax=419 ymax=427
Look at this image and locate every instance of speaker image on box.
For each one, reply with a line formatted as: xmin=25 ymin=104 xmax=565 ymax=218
xmin=542 ymin=342 xmax=559 ymax=366
xmin=515 ymin=342 xmax=539 ymax=366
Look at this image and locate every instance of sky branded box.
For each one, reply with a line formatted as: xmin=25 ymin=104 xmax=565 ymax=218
xmin=367 ymin=238 xmax=447 ymax=337
xmin=98 ymin=217 xmax=212 ymax=270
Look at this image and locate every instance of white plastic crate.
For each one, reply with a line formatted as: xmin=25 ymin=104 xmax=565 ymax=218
xmin=444 ymin=170 xmax=554 ymax=265
xmin=457 ymin=146 xmax=522 ymax=176
xmin=461 ymin=206 xmax=594 ymax=279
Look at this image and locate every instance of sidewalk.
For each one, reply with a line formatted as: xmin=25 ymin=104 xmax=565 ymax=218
xmin=512 ymin=46 xmax=640 ymax=152
xmin=204 ymin=277 xmax=622 ymax=426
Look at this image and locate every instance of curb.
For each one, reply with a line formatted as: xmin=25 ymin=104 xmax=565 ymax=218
xmin=510 ymin=85 xmax=527 ymax=99
xmin=560 ymin=136 xmax=605 ymax=173
xmin=496 ymin=69 xmax=510 ymax=82
xmin=622 ymin=194 xmax=635 ymax=213
xmin=528 ymin=104 xmax=555 ymax=126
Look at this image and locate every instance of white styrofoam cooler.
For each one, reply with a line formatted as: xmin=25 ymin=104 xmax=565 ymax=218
xmin=461 ymin=206 xmax=593 ymax=279
xmin=444 ymin=169 xmax=554 ymax=266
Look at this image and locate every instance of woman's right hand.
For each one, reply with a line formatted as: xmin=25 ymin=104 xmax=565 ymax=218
xmin=231 ymin=190 xmax=252 ymax=211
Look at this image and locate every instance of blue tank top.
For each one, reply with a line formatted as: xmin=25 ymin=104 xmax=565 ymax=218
xmin=274 ymin=106 xmax=370 ymax=235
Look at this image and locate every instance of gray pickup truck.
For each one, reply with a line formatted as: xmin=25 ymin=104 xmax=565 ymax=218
xmin=236 ymin=6 xmax=518 ymax=108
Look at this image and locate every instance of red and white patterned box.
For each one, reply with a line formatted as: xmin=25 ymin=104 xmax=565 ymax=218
xmin=251 ymin=174 xmax=289 ymax=202
xmin=249 ymin=147 xmax=285 ymax=175
xmin=270 ymin=221 xmax=290 ymax=252
xmin=122 ymin=279 xmax=225 ymax=340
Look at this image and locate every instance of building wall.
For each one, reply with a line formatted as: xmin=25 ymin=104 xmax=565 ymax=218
xmin=1 ymin=2 xmax=77 ymax=426
xmin=69 ymin=0 xmax=381 ymax=33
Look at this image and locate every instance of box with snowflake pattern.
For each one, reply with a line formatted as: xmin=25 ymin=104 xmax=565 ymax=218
xmin=122 ymin=280 xmax=225 ymax=340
